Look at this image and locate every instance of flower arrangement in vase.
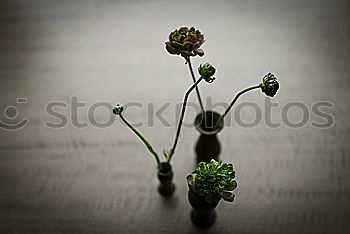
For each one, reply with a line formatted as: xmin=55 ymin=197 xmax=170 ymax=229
xmin=112 ymin=32 xmax=216 ymax=196
xmin=112 ymin=26 xmax=280 ymax=205
xmin=165 ymin=27 xmax=279 ymax=162
xmin=187 ymin=159 xmax=237 ymax=227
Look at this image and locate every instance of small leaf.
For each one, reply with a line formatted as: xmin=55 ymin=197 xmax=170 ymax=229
xmin=194 ymin=49 xmax=204 ymax=56
xmin=220 ymin=191 xmax=235 ymax=202
xmin=165 ymin=42 xmax=178 ymax=55
xmin=171 ymin=41 xmax=182 ymax=49
xmin=206 ymin=194 xmax=220 ymax=204
xmin=196 ymin=185 xmax=206 ymax=196
xmin=162 ymin=149 xmax=169 ymax=159
xmin=182 ymin=41 xmax=193 ymax=51
xmin=186 ymin=174 xmax=196 ymax=185
xmin=226 ymin=180 xmax=237 ymax=191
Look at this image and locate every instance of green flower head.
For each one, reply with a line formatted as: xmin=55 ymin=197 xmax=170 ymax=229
xmin=165 ymin=26 xmax=205 ymax=58
xmin=260 ymin=73 xmax=279 ymax=97
xmin=198 ymin=63 xmax=216 ymax=83
xmin=112 ymin=104 xmax=124 ymax=115
xmin=187 ymin=159 xmax=237 ymax=204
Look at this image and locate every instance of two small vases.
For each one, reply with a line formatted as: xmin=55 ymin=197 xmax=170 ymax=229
xmin=188 ymin=111 xmax=224 ymax=227
xmin=156 ymin=111 xmax=223 ymax=196
xmin=156 ymin=111 xmax=223 ymax=227
xmin=194 ymin=111 xmax=224 ymax=163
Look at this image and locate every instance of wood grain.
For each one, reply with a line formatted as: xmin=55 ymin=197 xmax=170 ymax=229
xmin=0 ymin=0 xmax=349 ymax=233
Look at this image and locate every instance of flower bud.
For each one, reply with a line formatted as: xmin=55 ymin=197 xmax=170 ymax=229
xmin=260 ymin=73 xmax=279 ymax=97
xmin=112 ymin=104 xmax=124 ymax=115
xmin=198 ymin=63 xmax=216 ymax=83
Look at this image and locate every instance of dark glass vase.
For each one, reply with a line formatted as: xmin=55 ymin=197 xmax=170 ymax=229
xmin=188 ymin=189 xmax=219 ymax=227
xmin=157 ymin=163 xmax=175 ymax=197
xmin=194 ymin=111 xmax=224 ymax=163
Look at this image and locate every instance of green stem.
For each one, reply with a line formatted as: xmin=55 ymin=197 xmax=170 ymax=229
xmin=167 ymin=76 xmax=204 ymax=163
xmin=186 ymin=57 xmax=205 ymax=115
xmin=213 ymin=84 xmax=261 ymax=129
xmin=119 ymin=113 xmax=161 ymax=168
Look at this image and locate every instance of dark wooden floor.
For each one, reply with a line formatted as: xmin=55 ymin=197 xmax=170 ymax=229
xmin=0 ymin=0 xmax=349 ymax=233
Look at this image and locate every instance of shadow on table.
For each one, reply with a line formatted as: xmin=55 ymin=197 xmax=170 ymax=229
xmin=160 ymin=193 xmax=180 ymax=211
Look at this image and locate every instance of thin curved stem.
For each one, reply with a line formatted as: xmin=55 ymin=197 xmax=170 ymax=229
xmin=186 ymin=57 xmax=205 ymax=114
xmin=213 ymin=84 xmax=261 ymax=130
xmin=167 ymin=76 xmax=204 ymax=163
xmin=119 ymin=113 xmax=161 ymax=168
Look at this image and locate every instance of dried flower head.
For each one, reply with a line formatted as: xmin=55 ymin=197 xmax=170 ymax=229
xmin=260 ymin=73 xmax=279 ymax=97
xmin=112 ymin=104 xmax=124 ymax=115
xmin=198 ymin=63 xmax=216 ymax=83
xmin=165 ymin=27 xmax=205 ymax=58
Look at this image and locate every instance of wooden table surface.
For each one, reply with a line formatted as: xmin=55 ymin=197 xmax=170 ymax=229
xmin=0 ymin=0 xmax=349 ymax=233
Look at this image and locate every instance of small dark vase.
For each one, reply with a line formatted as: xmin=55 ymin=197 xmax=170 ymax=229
xmin=194 ymin=111 xmax=224 ymax=163
xmin=157 ymin=163 xmax=175 ymax=197
xmin=188 ymin=189 xmax=219 ymax=228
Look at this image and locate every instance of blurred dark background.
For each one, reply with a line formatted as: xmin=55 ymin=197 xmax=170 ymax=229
xmin=0 ymin=0 xmax=349 ymax=233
